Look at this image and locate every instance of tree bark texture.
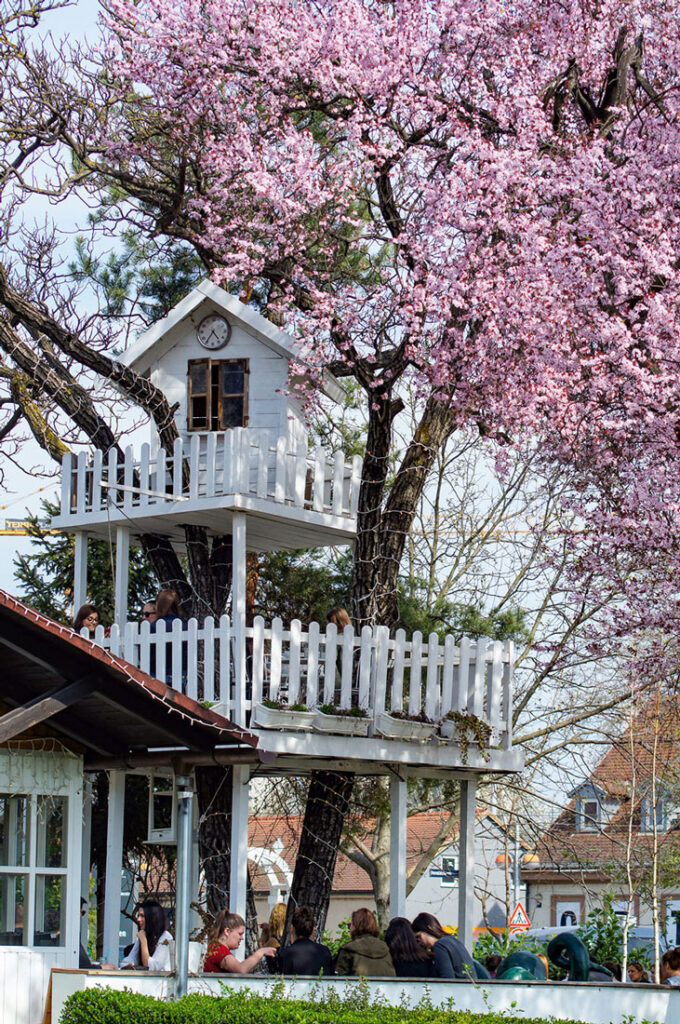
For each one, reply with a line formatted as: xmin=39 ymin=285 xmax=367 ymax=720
xmin=284 ymin=769 xmax=355 ymax=943
xmin=195 ymin=765 xmax=233 ymax=920
xmin=194 ymin=764 xmax=259 ymax=954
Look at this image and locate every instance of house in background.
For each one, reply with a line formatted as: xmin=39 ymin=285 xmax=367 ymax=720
xmin=522 ymin=701 xmax=680 ymax=943
xmin=248 ymin=810 xmax=529 ymax=936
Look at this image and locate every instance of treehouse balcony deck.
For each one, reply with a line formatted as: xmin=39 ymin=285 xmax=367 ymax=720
xmin=84 ymin=618 xmax=521 ymax=774
xmin=52 ymin=429 xmax=362 ymax=549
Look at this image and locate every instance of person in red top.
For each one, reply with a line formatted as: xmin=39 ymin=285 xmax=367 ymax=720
xmin=203 ymin=910 xmax=276 ymax=973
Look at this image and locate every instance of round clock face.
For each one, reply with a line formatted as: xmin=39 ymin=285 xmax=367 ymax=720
xmin=197 ymin=314 xmax=231 ymax=350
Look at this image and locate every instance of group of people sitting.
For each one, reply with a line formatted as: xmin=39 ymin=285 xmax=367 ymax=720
xmin=203 ymin=906 xmax=478 ymax=980
xmin=87 ymin=898 xmax=679 ymax=986
xmin=73 ymin=589 xmax=183 ymax=637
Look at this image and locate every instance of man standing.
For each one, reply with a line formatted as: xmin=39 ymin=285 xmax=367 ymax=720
xmin=275 ymin=905 xmax=335 ymax=976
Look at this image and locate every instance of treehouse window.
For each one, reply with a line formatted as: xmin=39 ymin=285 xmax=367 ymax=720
xmin=188 ymin=359 xmax=249 ymax=431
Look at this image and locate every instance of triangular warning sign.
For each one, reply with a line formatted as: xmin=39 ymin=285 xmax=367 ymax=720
xmin=508 ymin=901 xmax=531 ymax=931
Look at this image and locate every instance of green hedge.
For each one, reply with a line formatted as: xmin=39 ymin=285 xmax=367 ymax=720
xmin=58 ymin=986 xmax=605 ymax=1024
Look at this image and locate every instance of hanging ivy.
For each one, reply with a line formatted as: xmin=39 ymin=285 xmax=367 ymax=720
xmin=443 ymin=711 xmax=492 ymax=763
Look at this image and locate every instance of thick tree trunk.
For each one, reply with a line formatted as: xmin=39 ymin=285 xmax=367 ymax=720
xmin=285 ymin=770 xmax=355 ymax=943
xmin=194 ymin=764 xmax=259 ymax=955
xmin=195 ymin=765 xmax=233 ymax=919
xmin=352 ymin=394 xmax=398 ymax=628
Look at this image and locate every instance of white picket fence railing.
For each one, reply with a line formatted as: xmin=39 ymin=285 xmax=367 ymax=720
xmin=59 ymin=430 xmax=362 ymax=521
xmin=85 ymin=618 xmax=514 ymax=749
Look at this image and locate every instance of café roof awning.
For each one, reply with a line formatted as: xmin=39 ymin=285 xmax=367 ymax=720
xmin=0 ymin=590 xmax=259 ymax=768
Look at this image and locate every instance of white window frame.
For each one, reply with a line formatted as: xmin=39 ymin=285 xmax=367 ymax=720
xmin=0 ymin=750 xmax=82 ymax=957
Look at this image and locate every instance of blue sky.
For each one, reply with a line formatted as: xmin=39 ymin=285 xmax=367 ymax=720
xmin=0 ymin=2 xmax=106 ymax=597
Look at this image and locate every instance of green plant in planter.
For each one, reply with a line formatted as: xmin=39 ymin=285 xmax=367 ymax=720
xmin=319 ymin=703 xmax=368 ymax=718
xmin=388 ymin=709 xmax=433 ymax=724
xmin=442 ymin=710 xmax=492 ymax=763
xmin=262 ymin=698 xmax=309 ymax=711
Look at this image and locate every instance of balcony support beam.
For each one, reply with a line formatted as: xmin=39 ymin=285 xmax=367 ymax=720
xmin=389 ymin=773 xmax=407 ymax=918
xmin=232 ymin=512 xmax=247 ymax=726
xmin=230 ymin=763 xmax=250 ymax=923
xmin=103 ymin=769 xmax=126 ymax=965
xmin=458 ymin=776 xmax=477 ymax=955
xmin=73 ymin=532 xmax=87 ymax=615
xmin=115 ymin=526 xmax=130 ymax=626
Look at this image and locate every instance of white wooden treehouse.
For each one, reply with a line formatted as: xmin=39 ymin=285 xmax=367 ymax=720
xmin=48 ymin=280 xmax=522 ymax=963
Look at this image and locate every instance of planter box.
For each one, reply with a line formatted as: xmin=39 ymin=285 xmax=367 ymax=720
xmin=251 ymin=703 xmax=316 ymax=731
xmin=374 ymin=711 xmax=436 ymax=742
xmin=439 ymin=719 xmax=460 ymax=741
xmin=314 ymin=711 xmax=371 ymax=736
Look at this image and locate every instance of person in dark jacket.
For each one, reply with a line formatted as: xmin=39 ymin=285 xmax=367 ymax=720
xmin=384 ymin=917 xmax=432 ymax=978
xmin=335 ymin=907 xmax=396 ymax=977
xmin=276 ymin=905 xmax=334 ymax=976
xmin=149 ymin=588 xmax=187 ymax=687
xmin=411 ymin=912 xmax=477 ymax=980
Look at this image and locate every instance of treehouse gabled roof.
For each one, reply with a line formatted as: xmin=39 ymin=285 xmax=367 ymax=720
xmin=120 ymin=278 xmax=344 ymax=403
xmin=0 ymin=590 xmax=258 ymax=763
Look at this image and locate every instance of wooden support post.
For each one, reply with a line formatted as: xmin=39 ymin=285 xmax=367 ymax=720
xmin=73 ymin=532 xmax=87 ymax=615
xmin=66 ymin=764 xmax=84 ymax=965
xmin=389 ymin=774 xmax=407 ymax=919
xmin=458 ymin=777 xmax=477 ymax=955
xmin=174 ymin=774 xmax=194 ymax=998
xmin=81 ymin=776 xmax=93 ymax=951
xmin=229 ymin=764 xmax=250 ymax=922
xmin=115 ymin=526 xmax=130 ymax=626
xmin=103 ymin=770 xmax=126 ymax=965
xmin=232 ymin=513 xmax=247 ymax=726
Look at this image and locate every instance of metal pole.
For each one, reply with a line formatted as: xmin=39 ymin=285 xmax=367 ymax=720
xmin=174 ymin=774 xmax=194 ymax=999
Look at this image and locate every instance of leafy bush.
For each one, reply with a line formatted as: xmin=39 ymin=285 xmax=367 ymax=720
xmin=322 ymin=915 xmax=352 ymax=957
xmin=58 ymin=985 xmax=627 ymax=1024
xmin=577 ymin=896 xmax=624 ymax=966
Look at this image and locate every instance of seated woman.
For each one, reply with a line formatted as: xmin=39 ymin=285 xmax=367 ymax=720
xmin=267 ymin=901 xmax=287 ymax=950
xmin=411 ymin=912 xmax=477 ymax=980
xmin=335 ymin=907 xmax=395 ymax=977
xmin=204 ymin=910 xmax=276 ymax=974
xmin=121 ymin=901 xmax=173 ymax=971
xmin=73 ymin=604 xmax=101 ymax=638
xmin=384 ymin=916 xmax=432 ymax=978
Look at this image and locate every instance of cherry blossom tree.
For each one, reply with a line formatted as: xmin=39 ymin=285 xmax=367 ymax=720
xmin=89 ymin=0 xmax=680 ymax=931
xmin=4 ymin=0 xmax=680 ymax=939
xmin=92 ymin=0 xmax=680 ymax=639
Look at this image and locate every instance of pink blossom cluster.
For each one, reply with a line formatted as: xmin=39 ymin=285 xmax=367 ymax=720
xmin=101 ymin=0 xmax=680 ymax=658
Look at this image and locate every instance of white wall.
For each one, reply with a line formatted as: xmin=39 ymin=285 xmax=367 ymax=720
xmin=49 ymin=969 xmax=679 ymax=1024
xmin=145 ymin=301 xmax=300 ymax=443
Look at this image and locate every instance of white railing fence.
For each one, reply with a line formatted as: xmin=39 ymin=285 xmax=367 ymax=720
xmin=86 ymin=618 xmax=513 ymax=748
xmin=60 ymin=430 xmax=362 ymax=520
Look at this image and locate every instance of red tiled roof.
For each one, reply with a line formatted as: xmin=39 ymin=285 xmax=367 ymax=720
xmin=248 ymin=809 xmax=494 ymax=893
xmin=525 ymin=701 xmax=680 ymax=879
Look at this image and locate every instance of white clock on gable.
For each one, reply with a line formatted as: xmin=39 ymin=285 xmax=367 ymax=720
xmin=121 ymin=279 xmax=342 ymax=447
